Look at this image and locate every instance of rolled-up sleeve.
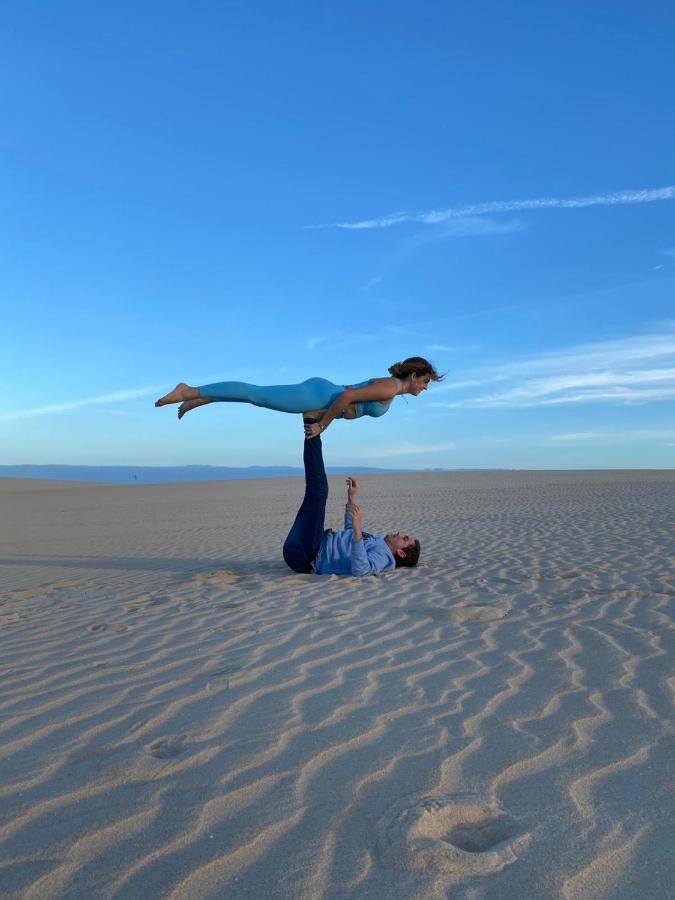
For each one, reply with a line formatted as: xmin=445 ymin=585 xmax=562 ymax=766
xmin=350 ymin=539 xmax=375 ymax=576
xmin=350 ymin=539 xmax=395 ymax=576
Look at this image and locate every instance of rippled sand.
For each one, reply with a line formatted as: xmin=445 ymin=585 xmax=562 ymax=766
xmin=1 ymin=471 xmax=674 ymax=899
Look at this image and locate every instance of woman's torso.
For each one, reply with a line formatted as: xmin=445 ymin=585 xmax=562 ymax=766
xmin=343 ymin=378 xmax=394 ymax=419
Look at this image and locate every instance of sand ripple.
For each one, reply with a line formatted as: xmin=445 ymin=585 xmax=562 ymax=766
xmin=0 ymin=471 xmax=673 ymax=899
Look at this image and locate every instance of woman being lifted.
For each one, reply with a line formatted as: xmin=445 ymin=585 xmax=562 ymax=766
xmin=155 ymin=356 xmax=442 ymax=439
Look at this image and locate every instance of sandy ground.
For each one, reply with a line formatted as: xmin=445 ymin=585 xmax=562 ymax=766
xmin=1 ymin=470 xmax=674 ymax=900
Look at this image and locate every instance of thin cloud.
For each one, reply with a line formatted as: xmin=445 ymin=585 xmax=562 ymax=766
xmin=304 ymin=333 xmax=382 ymax=354
xmin=445 ymin=385 xmax=675 ymax=408
xmin=1 ymin=386 xmax=162 ymax=422
xmin=309 ymin=184 xmax=675 ymax=231
xmin=306 ymin=336 xmax=328 ymax=350
xmin=384 ymin=324 xmax=424 ymax=337
xmin=550 ymin=429 xmax=675 ymax=442
xmin=364 ymin=274 xmax=385 ymax=290
xmin=363 ymin=217 xmax=522 ymax=289
xmin=428 ymin=343 xmax=479 ymax=354
xmin=495 ymin=334 xmax=675 ymax=375
xmin=429 ymin=333 xmax=675 ymax=386
xmin=462 ymin=368 xmax=675 ymax=406
xmin=549 ymin=432 xmax=603 ymax=442
xmin=432 ymin=330 xmax=675 ymax=408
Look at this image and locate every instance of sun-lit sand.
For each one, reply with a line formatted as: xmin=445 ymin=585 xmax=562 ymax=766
xmin=1 ymin=471 xmax=674 ymax=899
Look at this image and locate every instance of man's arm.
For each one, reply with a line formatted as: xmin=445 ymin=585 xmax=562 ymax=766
xmin=346 ymin=501 xmax=377 ymax=576
xmin=347 ymin=501 xmax=363 ymax=541
xmin=344 ymin=476 xmax=358 ymax=528
xmin=345 ymin=482 xmax=390 ymax=576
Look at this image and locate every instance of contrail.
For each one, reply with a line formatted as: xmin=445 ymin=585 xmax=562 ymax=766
xmin=0 ymin=386 xmax=161 ymax=421
xmin=307 ymin=184 xmax=675 ymax=230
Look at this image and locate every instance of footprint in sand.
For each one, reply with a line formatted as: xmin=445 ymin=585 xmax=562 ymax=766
xmin=143 ymin=735 xmax=187 ymax=759
xmin=307 ymin=609 xmax=352 ymax=620
xmin=125 ymin=594 xmax=169 ymax=612
xmin=377 ymin=793 xmax=529 ymax=876
xmin=2 ymin=579 xmax=86 ymax=602
xmin=456 ymin=577 xmax=490 ymax=588
xmin=530 ymin=602 xmax=554 ymax=614
xmin=541 ymin=571 xmax=582 ymax=581
xmin=451 ymin=604 xmax=510 ymax=623
xmin=408 ymin=604 xmax=510 ymax=623
xmin=191 ymin=570 xmax=239 ymax=590
xmin=88 ymin=623 xmax=129 ymax=633
xmin=207 ymin=664 xmax=241 ymax=690
xmin=212 ymin=625 xmax=259 ymax=638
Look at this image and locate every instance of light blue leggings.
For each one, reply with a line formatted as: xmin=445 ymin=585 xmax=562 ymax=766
xmin=197 ymin=377 xmax=345 ymax=414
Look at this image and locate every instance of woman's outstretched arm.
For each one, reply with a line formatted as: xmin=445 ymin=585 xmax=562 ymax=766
xmin=304 ymin=379 xmax=400 ymax=438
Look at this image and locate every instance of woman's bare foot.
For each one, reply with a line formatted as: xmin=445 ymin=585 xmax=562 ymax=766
xmin=155 ymin=383 xmax=199 ymax=407
xmin=178 ymin=398 xmax=213 ymax=419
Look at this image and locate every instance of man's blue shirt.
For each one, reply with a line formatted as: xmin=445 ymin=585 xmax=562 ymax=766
xmin=313 ymin=507 xmax=396 ymax=576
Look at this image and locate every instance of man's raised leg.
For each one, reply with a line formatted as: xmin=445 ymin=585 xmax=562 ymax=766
xmin=282 ymin=419 xmax=329 ymax=573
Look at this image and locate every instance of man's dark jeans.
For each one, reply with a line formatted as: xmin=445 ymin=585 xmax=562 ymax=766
xmin=283 ymin=420 xmax=328 ymax=573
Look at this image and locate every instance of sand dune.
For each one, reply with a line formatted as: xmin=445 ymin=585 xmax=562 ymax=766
xmin=1 ymin=471 xmax=673 ymax=899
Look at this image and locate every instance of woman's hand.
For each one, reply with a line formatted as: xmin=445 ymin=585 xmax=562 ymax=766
xmin=304 ymin=421 xmax=324 ymax=439
xmin=346 ymin=476 xmax=359 ymax=501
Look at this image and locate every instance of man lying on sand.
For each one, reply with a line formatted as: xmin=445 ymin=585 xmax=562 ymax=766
xmin=283 ymin=418 xmax=421 ymax=576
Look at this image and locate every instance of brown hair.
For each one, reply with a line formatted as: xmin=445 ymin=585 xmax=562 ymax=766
xmin=388 ymin=357 xmax=443 ymax=382
xmin=395 ymin=539 xmax=421 ymax=568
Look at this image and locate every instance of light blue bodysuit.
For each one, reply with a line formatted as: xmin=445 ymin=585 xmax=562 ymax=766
xmin=197 ymin=377 xmax=392 ymax=419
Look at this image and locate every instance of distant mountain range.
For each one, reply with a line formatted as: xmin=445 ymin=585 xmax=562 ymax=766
xmin=0 ymin=464 xmax=454 ymax=485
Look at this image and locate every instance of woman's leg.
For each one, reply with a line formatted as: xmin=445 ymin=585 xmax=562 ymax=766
xmin=283 ymin=420 xmax=329 ymax=573
xmin=194 ymin=377 xmax=342 ymax=415
xmin=157 ymin=377 xmax=345 ymax=417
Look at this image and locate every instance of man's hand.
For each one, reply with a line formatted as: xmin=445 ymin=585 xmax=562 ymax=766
xmin=346 ymin=476 xmax=359 ymax=502
xmin=304 ymin=421 xmax=324 ymax=439
xmin=347 ymin=502 xmax=363 ymax=538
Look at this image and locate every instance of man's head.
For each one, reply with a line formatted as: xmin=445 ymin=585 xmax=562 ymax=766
xmin=385 ymin=532 xmax=421 ymax=568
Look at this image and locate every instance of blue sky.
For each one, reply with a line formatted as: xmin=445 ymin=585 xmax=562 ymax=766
xmin=3 ymin=1 xmax=674 ymax=470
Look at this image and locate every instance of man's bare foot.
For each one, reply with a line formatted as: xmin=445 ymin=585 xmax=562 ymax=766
xmin=178 ymin=398 xmax=213 ymax=419
xmin=155 ymin=383 xmax=199 ymax=407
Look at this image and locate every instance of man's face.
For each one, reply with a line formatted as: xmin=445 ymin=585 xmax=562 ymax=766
xmin=386 ymin=531 xmax=417 ymax=557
